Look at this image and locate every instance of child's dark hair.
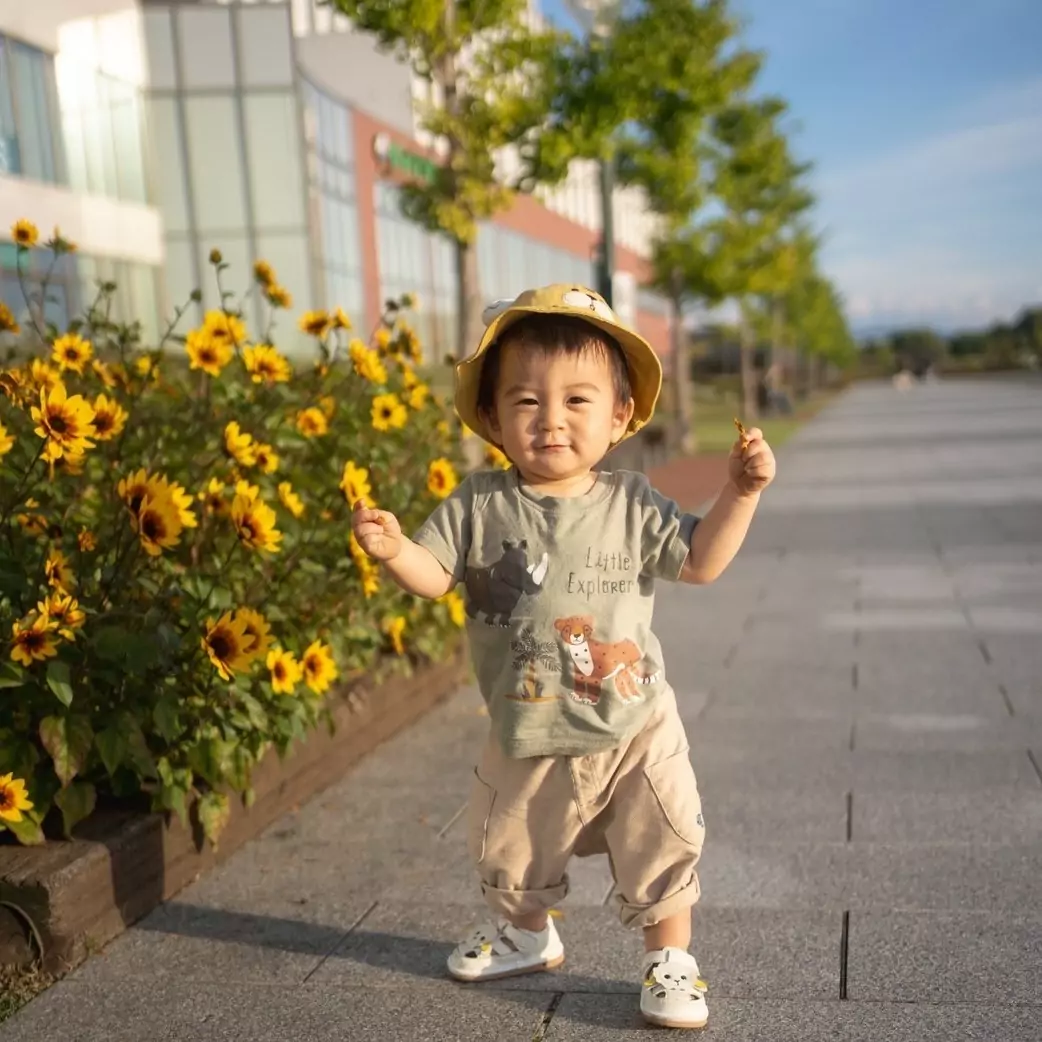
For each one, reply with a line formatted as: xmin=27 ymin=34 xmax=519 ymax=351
xmin=475 ymin=315 xmax=633 ymax=414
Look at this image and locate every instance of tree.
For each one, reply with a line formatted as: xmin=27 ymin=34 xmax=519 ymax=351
xmin=708 ymin=97 xmax=815 ymax=418
xmin=326 ymin=0 xmax=561 ymax=357
xmin=523 ymin=0 xmax=760 ymax=452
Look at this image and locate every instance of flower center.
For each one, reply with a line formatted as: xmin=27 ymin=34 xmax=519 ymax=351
xmin=209 ymin=633 xmax=232 ymax=659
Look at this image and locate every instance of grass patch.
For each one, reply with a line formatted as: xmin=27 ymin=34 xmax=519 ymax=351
xmin=0 ymin=963 xmax=55 ymax=1023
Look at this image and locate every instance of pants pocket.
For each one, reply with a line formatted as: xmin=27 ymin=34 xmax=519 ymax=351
xmin=643 ymin=749 xmax=705 ymax=850
xmin=467 ymin=767 xmax=496 ymax=864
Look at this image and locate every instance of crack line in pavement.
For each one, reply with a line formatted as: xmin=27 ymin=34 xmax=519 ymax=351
xmin=532 ymin=992 xmax=564 ymax=1041
xmin=846 ymin=792 xmax=853 ymax=842
xmin=1027 ymin=750 xmax=1042 ymax=790
xmin=301 ymin=899 xmax=379 ymax=984
xmin=976 ymin=638 xmax=993 ymax=664
xmin=848 ymin=721 xmax=856 ymax=751
xmin=438 ymin=803 xmax=467 ymax=839
xmin=851 ymin=663 xmax=859 ymax=691
xmin=839 ymin=911 xmax=850 ymax=1000
xmin=998 ymin=683 xmax=1016 ymax=717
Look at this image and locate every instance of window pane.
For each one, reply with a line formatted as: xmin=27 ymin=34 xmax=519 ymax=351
xmin=110 ymin=79 xmax=146 ymax=202
xmin=0 ymin=42 xmax=20 ymax=175
xmin=255 ymin=232 xmax=311 ymax=354
xmin=148 ymin=98 xmax=190 ymax=232
xmin=184 ymin=95 xmax=246 ymax=232
xmin=143 ymin=9 xmax=177 ymax=89
xmin=163 ymin=236 xmax=199 ymax=323
xmin=11 ymin=44 xmax=57 ymax=182
xmin=177 ymin=8 xmax=235 ymax=90
xmin=127 ymin=263 xmax=161 ymax=346
xmin=242 ymin=93 xmax=305 ymax=229
xmin=237 ymin=6 xmax=293 ymax=87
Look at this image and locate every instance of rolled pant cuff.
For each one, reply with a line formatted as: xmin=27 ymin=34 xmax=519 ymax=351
xmin=616 ymin=872 xmax=701 ymax=929
xmin=480 ymin=878 xmax=570 ymax=918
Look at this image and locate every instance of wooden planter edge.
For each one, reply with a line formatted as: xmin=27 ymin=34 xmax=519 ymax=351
xmin=0 ymin=649 xmax=469 ymax=974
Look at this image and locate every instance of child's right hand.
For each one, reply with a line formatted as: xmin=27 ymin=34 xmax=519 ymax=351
xmin=351 ymin=502 xmax=403 ymax=561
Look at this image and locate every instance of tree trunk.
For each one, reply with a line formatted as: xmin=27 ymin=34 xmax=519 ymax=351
xmin=738 ymin=310 xmax=758 ymax=420
xmin=455 ymin=238 xmax=483 ymax=359
xmin=669 ymin=275 xmax=696 ymax=454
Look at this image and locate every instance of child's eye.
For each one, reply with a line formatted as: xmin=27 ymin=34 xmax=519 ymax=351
xmin=516 ymin=397 xmax=538 ymax=406
xmin=568 ymin=397 xmax=590 ymax=405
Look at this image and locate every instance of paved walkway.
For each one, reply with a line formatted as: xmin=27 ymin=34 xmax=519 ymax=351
xmin=5 ymin=377 xmax=1042 ymax=1041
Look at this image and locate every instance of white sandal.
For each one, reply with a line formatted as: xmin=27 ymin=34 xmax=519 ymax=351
xmin=640 ymin=947 xmax=709 ymax=1029
xmin=447 ymin=917 xmax=565 ymax=982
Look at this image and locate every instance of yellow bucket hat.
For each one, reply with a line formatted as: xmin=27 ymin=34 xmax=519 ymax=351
xmin=454 ymin=283 xmax=663 ymax=446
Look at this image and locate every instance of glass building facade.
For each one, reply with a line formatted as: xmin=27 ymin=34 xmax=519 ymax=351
xmin=0 ymin=34 xmax=62 ymax=183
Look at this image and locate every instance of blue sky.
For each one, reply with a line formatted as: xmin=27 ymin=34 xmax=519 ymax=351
xmin=540 ymin=0 xmax=1042 ymax=333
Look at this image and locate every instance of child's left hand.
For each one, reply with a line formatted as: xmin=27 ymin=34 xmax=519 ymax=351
xmin=728 ymin=426 xmax=776 ymax=497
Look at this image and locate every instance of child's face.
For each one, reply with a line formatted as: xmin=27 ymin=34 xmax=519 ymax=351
xmin=486 ymin=343 xmax=634 ymax=485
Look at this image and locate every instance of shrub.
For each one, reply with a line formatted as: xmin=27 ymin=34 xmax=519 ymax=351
xmin=0 ymin=222 xmax=466 ymax=847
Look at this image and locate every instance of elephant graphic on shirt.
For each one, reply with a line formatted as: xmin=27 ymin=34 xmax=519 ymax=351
xmin=464 ymin=540 xmax=549 ymax=627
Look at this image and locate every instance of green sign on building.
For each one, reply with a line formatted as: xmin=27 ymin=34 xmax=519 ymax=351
xmin=372 ymin=132 xmax=438 ymax=185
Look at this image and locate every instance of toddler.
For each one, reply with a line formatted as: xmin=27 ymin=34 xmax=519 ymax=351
xmin=352 ymin=284 xmax=775 ymax=1029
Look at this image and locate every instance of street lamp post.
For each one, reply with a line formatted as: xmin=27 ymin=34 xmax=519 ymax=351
xmin=564 ymin=0 xmax=620 ymax=308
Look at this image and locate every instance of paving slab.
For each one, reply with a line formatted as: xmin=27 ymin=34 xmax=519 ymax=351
xmin=545 ymin=995 xmax=1042 ymax=1041
xmin=852 ymin=713 xmax=1033 ymax=751
xmin=853 ymin=789 xmax=1042 ymax=842
xmin=851 ymin=748 xmax=1041 ymax=791
xmin=0 ymin=980 xmax=551 ymax=1042
xmin=846 ymin=910 xmax=1042 ymax=1004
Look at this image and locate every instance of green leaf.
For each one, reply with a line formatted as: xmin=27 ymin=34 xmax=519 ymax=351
xmin=54 ymin=781 xmax=97 ymax=838
xmin=186 ymin=737 xmax=233 ymax=788
xmin=237 ymin=693 xmax=268 ymax=732
xmin=0 ymin=660 xmax=27 ymax=689
xmin=0 ymin=731 xmax=39 ymax=779
xmin=196 ymin=791 xmax=231 ymax=848
xmin=46 ymin=660 xmax=74 ymax=707
xmin=153 ymin=695 xmax=183 ymax=741
xmin=92 ymin=626 xmax=129 ymax=663
xmin=95 ymin=723 xmax=129 ymax=776
xmin=39 ymin=715 xmax=94 ymax=786
xmin=3 ymin=811 xmax=45 ymax=846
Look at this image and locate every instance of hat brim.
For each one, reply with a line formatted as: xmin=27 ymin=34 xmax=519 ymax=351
xmin=454 ymin=305 xmax=663 ymax=445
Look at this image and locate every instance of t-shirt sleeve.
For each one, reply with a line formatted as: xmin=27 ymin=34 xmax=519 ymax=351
xmin=412 ymin=475 xmax=475 ymax=586
xmin=639 ymin=479 xmax=700 ymax=581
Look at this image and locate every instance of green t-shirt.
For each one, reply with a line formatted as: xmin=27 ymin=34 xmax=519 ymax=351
xmin=413 ymin=468 xmax=700 ymax=758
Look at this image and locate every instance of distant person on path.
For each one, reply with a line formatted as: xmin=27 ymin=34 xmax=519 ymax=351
xmin=353 ymin=284 xmax=776 ymax=1030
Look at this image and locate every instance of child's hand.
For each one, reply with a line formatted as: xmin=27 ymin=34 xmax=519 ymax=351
xmin=351 ymin=502 xmax=403 ymax=561
xmin=728 ymin=426 xmax=776 ymax=497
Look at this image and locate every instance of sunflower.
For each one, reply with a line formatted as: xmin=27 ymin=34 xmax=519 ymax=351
xmin=10 ymin=615 xmax=58 ymax=667
xmin=0 ymin=422 xmax=13 ymax=459
xmin=117 ymin=467 xmax=162 ymax=515
xmin=370 ymin=393 xmax=407 ymax=432
xmin=383 ymin=616 xmax=407 ymax=656
xmin=78 ymin=528 xmax=96 ymax=552
xmin=91 ymin=358 xmax=119 ymax=389
xmin=45 ymin=549 xmax=75 ymax=593
xmin=486 ymin=444 xmax=511 ymax=470
xmin=298 ymin=310 xmax=332 ymax=338
xmin=407 ymin=383 xmax=430 ymax=410
xmin=278 ymin=481 xmax=305 ymax=518
xmin=339 ymin=460 xmax=372 ymax=507
xmin=38 ymin=591 xmax=86 ymax=640
xmin=0 ymin=773 xmax=34 ymax=823
xmin=266 ymin=284 xmax=292 ymax=309
xmin=90 ymin=394 xmax=128 ymax=440
xmin=0 ymin=302 xmax=19 ymax=335
xmin=11 ymin=219 xmax=38 ymax=248
xmin=438 ymin=590 xmax=467 ymax=628
xmin=118 ymin=470 xmax=196 ymax=529
xmin=427 ymin=458 xmax=458 ymax=499
xmin=234 ymin=479 xmax=260 ymax=502
xmin=319 ymin=395 xmax=336 ymax=419
xmin=243 ymin=344 xmax=292 ymax=385
xmin=51 ymin=333 xmax=94 ymax=375
xmin=374 ymin=327 xmax=392 ymax=353
xmin=224 ymin=421 xmax=257 ymax=467
xmin=349 ymin=340 xmax=387 ymax=385
xmin=362 ymin=571 xmax=380 ymax=598
xmin=201 ymin=611 xmax=252 ymax=681
xmin=231 ymin=490 xmax=283 ymax=554
xmin=198 ymin=477 xmax=228 ymax=516
xmin=31 ymin=382 xmax=96 ymax=462
xmin=203 ymin=309 xmax=247 ymax=346
xmin=252 ymin=442 xmax=279 ymax=474
xmin=266 ymin=648 xmax=302 ymax=695
xmin=135 ymin=492 xmax=185 ymax=557
xmin=295 ymin=407 xmax=328 ymax=438
xmin=186 ymin=329 xmax=233 ymax=377
xmin=331 ymin=307 xmax=352 ymax=330
xmin=16 ymin=512 xmax=46 ymax=536
xmin=253 ymin=259 xmax=276 ymax=287
xmin=301 ymin=640 xmax=337 ymax=693
xmin=397 ymin=325 xmax=423 ymax=364
xmin=28 ymin=359 xmax=60 ymax=393
xmin=235 ymin=607 xmax=272 ymax=663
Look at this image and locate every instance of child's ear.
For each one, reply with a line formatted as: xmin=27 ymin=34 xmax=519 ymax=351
xmin=610 ymin=397 xmax=636 ymax=443
xmin=480 ymin=405 xmax=503 ymax=444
